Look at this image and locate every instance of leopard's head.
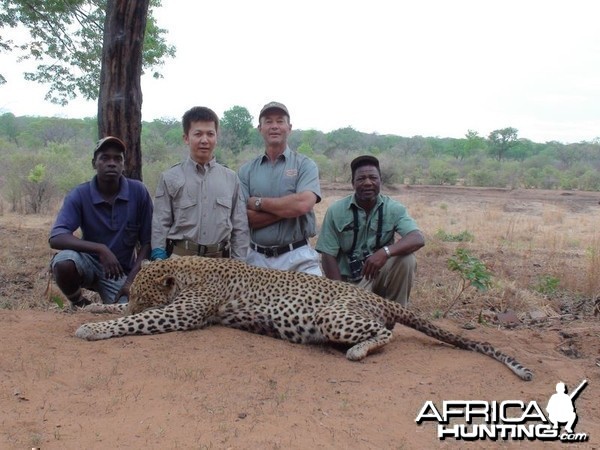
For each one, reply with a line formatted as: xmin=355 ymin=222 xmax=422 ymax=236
xmin=126 ymin=259 xmax=182 ymax=315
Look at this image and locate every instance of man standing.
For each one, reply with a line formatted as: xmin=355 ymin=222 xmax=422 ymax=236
xmin=49 ymin=136 xmax=153 ymax=308
xmin=316 ymin=155 xmax=425 ymax=306
xmin=238 ymin=102 xmax=322 ymax=275
xmin=151 ymin=106 xmax=249 ymax=260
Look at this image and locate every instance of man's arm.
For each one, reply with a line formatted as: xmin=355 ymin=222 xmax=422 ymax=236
xmin=247 ymin=191 xmax=317 ymax=229
xmin=362 ymin=230 xmax=426 ymax=281
xmin=321 ymin=253 xmax=343 ymax=281
xmin=387 ymin=229 xmax=425 ymax=257
xmin=150 ymin=175 xmax=174 ymax=258
xmin=49 ymin=233 xmax=124 ymax=279
xmin=230 ymin=182 xmax=250 ymax=259
xmin=114 ymin=242 xmax=151 ymax=301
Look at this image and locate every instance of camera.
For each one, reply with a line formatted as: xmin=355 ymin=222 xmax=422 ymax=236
xmin=347 ymin=250 xmax=370 ymax=282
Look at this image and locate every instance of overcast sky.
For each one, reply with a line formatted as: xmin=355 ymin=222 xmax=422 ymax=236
xmin=1 ymin=0 xmax=599 ymax=143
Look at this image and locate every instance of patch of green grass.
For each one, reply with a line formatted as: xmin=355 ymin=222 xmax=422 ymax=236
xmin=533 ymin=275 xmax=560 ymax=296
xmin=51 ymin=295 xmax=64 ymax=309
xmin=435 ymin=229 xmax=474 ymax=242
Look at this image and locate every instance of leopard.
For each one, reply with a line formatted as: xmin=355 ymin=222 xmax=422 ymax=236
xmin=76 ymin=256 xmax=533 ymax=381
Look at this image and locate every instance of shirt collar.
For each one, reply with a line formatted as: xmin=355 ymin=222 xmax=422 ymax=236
xmin=185 ymin=155 xmax=216 ymax=172
xmin=90 ymin=175 xmax=129 ymax=204
xmin=260 ymin=146 xmax=291 ymax=164
xmin=349 ymin=193 xmax=383 ymax=211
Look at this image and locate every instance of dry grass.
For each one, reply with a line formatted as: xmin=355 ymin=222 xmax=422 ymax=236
xmin=1 ymin=185 xmax=599 ymax=326
xmin=0 ymin=213 xmax=56 ymax=309
xmin=401 ymin=188 xmax=600 ymax=322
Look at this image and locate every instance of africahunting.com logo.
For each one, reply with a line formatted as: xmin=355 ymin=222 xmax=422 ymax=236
xmin=415 ymin=379 xmax=589 ymax=442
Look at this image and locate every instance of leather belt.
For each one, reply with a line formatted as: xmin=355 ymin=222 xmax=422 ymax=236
xmin=169 ymin=239 xmax=229 ymax=256
xmin=250 ymin=239 xmax=308 ymax=258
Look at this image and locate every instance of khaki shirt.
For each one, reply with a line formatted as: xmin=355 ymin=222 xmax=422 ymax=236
xmin=151 ymin=157 xmax=249 ymax=259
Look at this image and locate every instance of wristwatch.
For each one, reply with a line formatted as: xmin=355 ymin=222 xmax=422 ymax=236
xmin=383 ymin=245 xmax=391 ymax=258
xmin=254 ymin=197 xmax=262 ymax=211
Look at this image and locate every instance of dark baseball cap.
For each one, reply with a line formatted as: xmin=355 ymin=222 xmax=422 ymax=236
xmin=350 ymin=155 xmax=380 ymax=173
xmin=94 ymin=136 xmax=126 ymax=156
xmin=259 ymin=101 xmax=290 ymax=120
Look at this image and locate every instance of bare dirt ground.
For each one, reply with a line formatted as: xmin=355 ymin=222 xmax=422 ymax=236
xmin=1 ymin=184 xmax=599 ymax=449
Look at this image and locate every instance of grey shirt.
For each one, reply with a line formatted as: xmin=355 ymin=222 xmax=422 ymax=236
xmin=238 ymin=147 xmax=321 ymax=247
xmin=152 ymin=157 xmax=249 ymax=259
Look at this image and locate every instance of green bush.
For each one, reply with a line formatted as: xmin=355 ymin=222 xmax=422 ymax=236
xmin=533 ymin=275 xmax=560 ymax=296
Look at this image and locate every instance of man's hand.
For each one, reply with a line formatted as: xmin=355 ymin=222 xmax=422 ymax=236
xmin=113 ymin=281 xmax=131 ymax=303
xmin=97 ymin=246 xmax=125 ymax=280
xmin=362 ymin=249 xmax=388 ymax=281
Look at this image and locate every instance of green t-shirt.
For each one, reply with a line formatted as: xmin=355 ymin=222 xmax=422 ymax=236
xmin=315 ymin=193 xmax=420 ymax=277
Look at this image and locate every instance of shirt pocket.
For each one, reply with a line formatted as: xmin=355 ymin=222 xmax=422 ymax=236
xmin=173 ymin=193 xmax=198 ymax=227
xmin=215 ymin=197 xmax=232 ymax=227
xmin=337 ymin=221 xmax=356 ymax=254
xmin=281 ymin=173 xmax=297 ymax=194
xmin=123 ymin=222 xmax=141 ymax=247
xmin=368 ymin=218 xmax=395 ymax=247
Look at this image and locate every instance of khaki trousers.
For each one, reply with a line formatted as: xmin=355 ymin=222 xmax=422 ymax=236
xmin=357 ymin=253 xmax=417 ymax=307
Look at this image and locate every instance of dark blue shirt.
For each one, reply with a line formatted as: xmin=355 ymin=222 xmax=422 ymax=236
xmin=50 ymin=175 xmax=153 ymax=273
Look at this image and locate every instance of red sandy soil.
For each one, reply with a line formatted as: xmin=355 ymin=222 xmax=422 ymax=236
xmin=1 ymin=185 xmax=599 ymax=449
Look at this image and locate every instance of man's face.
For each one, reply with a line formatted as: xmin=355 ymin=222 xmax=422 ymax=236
xmin=184 ymin=120 xmax=217 ymax=164
xmin=258 ymin=111 xmax=291 ymax=147
xmin=352 ymin=165 xmax=381 ymax=203
xmin=92 ymin=147 xmax=125 ymax=181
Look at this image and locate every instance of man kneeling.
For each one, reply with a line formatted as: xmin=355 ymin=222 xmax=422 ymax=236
xmin=316 ymin=155 xmax=425 ymax=307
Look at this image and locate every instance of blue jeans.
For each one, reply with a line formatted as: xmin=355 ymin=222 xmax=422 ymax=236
xmin=51 ymin=250 xmax=128 ymax=304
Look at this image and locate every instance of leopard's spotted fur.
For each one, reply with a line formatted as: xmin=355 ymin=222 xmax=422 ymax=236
xmin=76 ymin=257 xmax=533 ymax=381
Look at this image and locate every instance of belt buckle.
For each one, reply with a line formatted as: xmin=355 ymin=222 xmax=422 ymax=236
xmin=267 ymin=247 xmax=278 ymax=257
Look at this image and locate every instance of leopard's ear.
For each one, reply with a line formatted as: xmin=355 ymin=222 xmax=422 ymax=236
xmin=141 ymin=259 xmax=152 ymax=268
xmin=157 ymin=275 xmax=177 ymax=288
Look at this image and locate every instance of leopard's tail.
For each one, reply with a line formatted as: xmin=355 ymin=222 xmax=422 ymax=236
xmin=392 ymin=305 xmax=533 ymax=381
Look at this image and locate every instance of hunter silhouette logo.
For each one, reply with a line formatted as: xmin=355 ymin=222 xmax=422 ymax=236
xmin=546 ymin=380 xmax=587 ymax=434
xmin=415 ymin=379 xmax=589 ymax=442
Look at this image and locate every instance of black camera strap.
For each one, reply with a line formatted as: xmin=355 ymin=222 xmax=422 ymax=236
xmin=347 ymin=203 xmax=384 ymax=256
xmin=375 ymin=204 xmax=384 ymax=249
xmin=347 ymin=206 xmax=360 ymax=257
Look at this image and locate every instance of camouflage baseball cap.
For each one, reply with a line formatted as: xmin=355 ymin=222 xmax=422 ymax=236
xmin=94 ymin=136 xmax=126 ymax=156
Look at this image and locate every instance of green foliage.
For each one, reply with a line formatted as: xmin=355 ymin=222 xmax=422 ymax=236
xmin=447 ymin=248 xmax=493 ymax=291
xmin=1 ymin=114 xmax=600 ymax=198
xmin=488 ymin=127 xmax=519 ymax=161
xmin=578 ymin=169 xmax=600 ymax=191
xmin=51 ymin=295 xmax=64 ymax=309
xmin=325 ymin=127 xmax=365 ymax=154
xmin=523 ymin=166 xmax=561 ymax=190
xmin=0 ymin=0 xmax=175 ymax=105
xmin=426 ymin=159 xmax=458 ymax=185
xmin=297 ymin=142 xmax=314 ymax=157
xmin=220 ymin=106 xmax=253 ymax=154
xmin=533 ymin=275 xmax=561 ymax=296
xmin=24 ymin=162 xmax=53 ymax=213
xmin=443 ymin=248 xmax=493 ymax=317
xmin=435 ymin=229 xmax=474 ymax=242
xmin=27 ymin=163 xmax=46 ymax=183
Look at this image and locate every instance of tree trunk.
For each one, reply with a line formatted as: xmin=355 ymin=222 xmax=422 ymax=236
xmin=98 ymin=0 xmax=150 ymax=181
